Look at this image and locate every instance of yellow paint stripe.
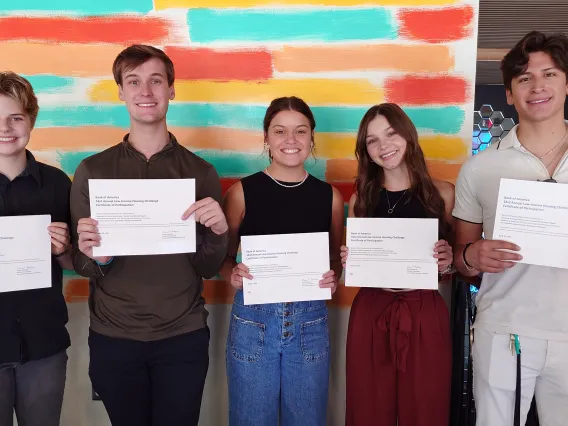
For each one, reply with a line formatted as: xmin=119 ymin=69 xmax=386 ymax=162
xmin=326 ymin=158 xmax=464 ymax=182
xmin=274 ymin=44 xmax=454 ymax=74
xmin=89 ymin=79 xmax=384 ymax=105
xmin=156 ymin=0 xmax=457 ymax=8
xmin=29 ymin=128 xmax=468 ymax=162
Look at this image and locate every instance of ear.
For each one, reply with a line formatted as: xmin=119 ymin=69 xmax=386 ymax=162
xmin=118 ymin=84 xmax=124 ymax=102
xmin=169 ymin=85 xmax=175 ymax=101
xmin=505 ymin=87 xmax=514 ymax=106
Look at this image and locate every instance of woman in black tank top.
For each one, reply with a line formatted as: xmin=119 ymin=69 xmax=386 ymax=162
xmin=342 ymin=104 xmax=455 ymax=426
xmin=220 ymin=97 xmax=344 ymax=426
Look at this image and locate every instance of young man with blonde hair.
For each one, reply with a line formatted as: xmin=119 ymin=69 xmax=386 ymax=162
xmin=71 ymin=45 xmax=228 ymax=426
xmin=0 ymin=72 xmax=73 ymax=426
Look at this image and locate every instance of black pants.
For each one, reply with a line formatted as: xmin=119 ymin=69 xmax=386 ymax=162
xmin=89 ymin=327 xmax=210 ymax=426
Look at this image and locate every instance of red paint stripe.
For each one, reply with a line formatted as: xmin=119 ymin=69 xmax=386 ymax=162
xmin=330 ymin=181 xmax=355 ymax=202
xmin=220 ymin=178 xmax=240 ymax=196
xmin=165 ymin=47 xmax=273 ymax=80
xmin=385 ymin=76 xmax=468 ymax=105
xmin=0 ymin=16 xmax=171 ymax=44
xmin=399 ymin=6 xmax=474 ymax=43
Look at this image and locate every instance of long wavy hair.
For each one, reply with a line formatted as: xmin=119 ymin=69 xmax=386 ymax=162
xmin=353 ymin=103 xmax=451 ymax=241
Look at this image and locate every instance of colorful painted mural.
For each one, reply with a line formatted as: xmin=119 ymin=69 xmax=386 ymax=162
xmin=1 ymin=0 xmax=479 ymax=306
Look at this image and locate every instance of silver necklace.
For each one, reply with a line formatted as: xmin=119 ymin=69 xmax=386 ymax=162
xmin=526 ymin=125 xmax=568 ymax=160
xmin=264 ymin=168 xmax=308 ymax=188
xmin=385 ymin=189 xmax=408 ymax=214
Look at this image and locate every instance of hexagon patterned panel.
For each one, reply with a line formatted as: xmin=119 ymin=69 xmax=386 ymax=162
xmin=472 ymin=104 xmax=516 ymax=154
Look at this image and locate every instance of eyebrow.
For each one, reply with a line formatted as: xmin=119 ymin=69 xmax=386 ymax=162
xmin=271 ymin=124 xmax=309 ymax=128
xmin=123 ymin=72 xmax=165 ymax=79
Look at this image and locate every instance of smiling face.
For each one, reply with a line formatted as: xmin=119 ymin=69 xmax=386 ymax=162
xmin=365 ymin=114 xmax=408 ymax=170
xmin=118 ymin=57 xmax=175 ymax=127
xmin=265 ymin=109 xmax=313 ymax=167
xmin=0 ymin=94 xmax=32 ymax=159
xmin=507 ymin=51 xmax=568 ymax=123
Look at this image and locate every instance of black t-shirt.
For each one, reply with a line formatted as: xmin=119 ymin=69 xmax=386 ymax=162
xmin=0 ymin=150 xmax=71 ymax=364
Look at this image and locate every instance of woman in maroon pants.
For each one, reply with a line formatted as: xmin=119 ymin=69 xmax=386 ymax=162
xmin=342 ymin=103 xmax=455 ymax=426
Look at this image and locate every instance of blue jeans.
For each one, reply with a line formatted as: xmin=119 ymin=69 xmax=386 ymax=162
xmin=0 ymin=351 xmax=67 ymax=426
xmin=226 ymin=290 xmax=330 ymax=426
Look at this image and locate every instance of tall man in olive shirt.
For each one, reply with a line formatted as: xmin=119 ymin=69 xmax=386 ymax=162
xmin=70 ymin=45 xmax=229 ymax=426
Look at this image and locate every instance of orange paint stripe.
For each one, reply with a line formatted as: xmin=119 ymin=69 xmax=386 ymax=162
xmin=64 ymin=277 xmax=360 ymax=306
xmin=0 ymin=43 xmax=125 ymax=77
xmin=399 ymin=5 xmax=475 ymax=43
xmin=273 ymin=44 xmax=454 ymax=73
xmin=29 ymin=127 xmax=263 ymax=152
xmin=326 ymin=159 xmax=463 ymax=183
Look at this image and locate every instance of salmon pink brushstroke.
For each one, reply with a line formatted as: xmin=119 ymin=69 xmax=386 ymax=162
xmin=385 ymin=76 xmax=468 ymax=105
xmin=399 ymin=6 xmax=474 ymax=43
xmin=165 ymin=47 xmax=273 ymax=80
xmin=0 ymin=16 xmax=172 ymax=44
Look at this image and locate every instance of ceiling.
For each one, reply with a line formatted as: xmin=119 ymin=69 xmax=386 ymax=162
xmin=476 ymin=0 xmax=568 ymax=84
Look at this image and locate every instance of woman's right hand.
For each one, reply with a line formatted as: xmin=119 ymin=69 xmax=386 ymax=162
xmin=340 ymin=245 xmax=348 ymax=268
xmin=230 ymin=263 xmax=253 ymax=289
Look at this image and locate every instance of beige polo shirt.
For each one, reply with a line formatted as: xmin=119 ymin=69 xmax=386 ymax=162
xmin=453 ymin=123 xmax=568 ymax=341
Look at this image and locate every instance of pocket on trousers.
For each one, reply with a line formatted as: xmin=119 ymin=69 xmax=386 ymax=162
xmin=230 ymin=314 xmax=265 ymax=363
xmin=473 ymin=330 xmax=517 ymax=391
xmin=300 ymin=316 xmax=330 ymax=362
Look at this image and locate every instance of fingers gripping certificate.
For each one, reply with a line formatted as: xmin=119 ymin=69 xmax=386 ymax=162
xmin=241 ymin=232 xmax=331 ymax=305
xmin=89 ymin=179 xmax=196 ymax=257
xmin=345 ymin=218 xmax=438 ymax=289
xmin=494 ymin=178 xmax=568 ymax=269
xmin=0 ymin=215 xmax=52 ymax=293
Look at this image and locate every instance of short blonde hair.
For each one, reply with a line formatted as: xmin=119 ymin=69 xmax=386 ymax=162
xmin=0 ymin=72 xmax=39 ymax=127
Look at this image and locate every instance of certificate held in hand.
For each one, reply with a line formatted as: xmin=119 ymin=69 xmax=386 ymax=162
xmin=241 ymin=232 xmax=331 ymax=305
xmin=89 ymin=179 xmax=196 ymax=257
xmin=345 ymin=217 xmax=438 ymax=289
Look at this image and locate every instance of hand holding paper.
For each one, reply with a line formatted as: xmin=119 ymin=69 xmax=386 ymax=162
xmin=88 ymin=179 xmax=196 ymax=257
xmin=493 ymin=178 xmax=568 ymax=269
xmin=241 ymin=232 xmax=331 ymax=305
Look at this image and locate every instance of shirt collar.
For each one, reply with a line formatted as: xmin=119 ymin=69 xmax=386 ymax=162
xmin=121 ymin=132 xmax=178 ymax=161
xmin=498 ymin=120 xmax=568 ymax=151
xmin=0 ymin=150 xmax=41 ymax=186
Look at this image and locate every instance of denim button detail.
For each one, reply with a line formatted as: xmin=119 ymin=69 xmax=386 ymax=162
xmin=284 ymin=322 xmax=292 ymax=327
xmin=283 ymin=332 xmax=290 ymax=337
xmin=284 ymin=311 xmax=290 ymax=316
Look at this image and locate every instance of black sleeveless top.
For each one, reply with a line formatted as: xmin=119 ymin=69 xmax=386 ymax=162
xmin=239 ymin=171 xmax=333 ymax=237
xmin=373 ymin=188 xmax=429 ymax=220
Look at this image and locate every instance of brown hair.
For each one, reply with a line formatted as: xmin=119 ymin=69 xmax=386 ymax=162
xmin=263 ymin=96 xmax=316 ymax=161
xmin=353 ymin=103 xmax=451 ymax=240
xmin=0 ymin=71 xmax=39 ymax=127
xmin=501 ymin=31 xmax=568 ymax=91
xmin=113 ymin=45 xmax=175 ymax=87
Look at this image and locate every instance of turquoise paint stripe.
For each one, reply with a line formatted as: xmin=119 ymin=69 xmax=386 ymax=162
xmin=187 ymin=8 xmax=397 ymax=43
xmin=23 ymin=75 xmax=75 ymax=94
xmin=1 ymin=0 xmax=152 ymax=14
xmin=57 ymin=149 xmax=326 ymax=179
xmin=37 ymin=104 xmax=464 ymax=135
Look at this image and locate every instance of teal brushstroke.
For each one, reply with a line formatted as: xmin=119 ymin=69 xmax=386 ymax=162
xmin=23 ymin=75 xmax=75 ymax=94
xmin=1 ymin=0 xmax=152 ymax=14
xmin=57 ymin=149 xmax=326 ymax=180
xmin=187 ymin=8 xmax=397 ymax=43
xmin=37 ymin=104 xmax=464 ymax=135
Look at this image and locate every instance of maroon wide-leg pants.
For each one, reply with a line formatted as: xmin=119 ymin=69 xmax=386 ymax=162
xmin=345 ymin=288 xmax=451 ymax=426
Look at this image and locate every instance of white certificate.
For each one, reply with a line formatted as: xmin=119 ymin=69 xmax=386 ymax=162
xmin=241 ymin=232 xmax=331 ymax=305
xmin=493 ymin=178 xmax=568 ymax=269
xmin=0 ymin=215 xmax=52 ymax=293
xmin=89 ymin=179 xmax=196 ymax=256
xmin=345 ymin=218 xmax=438 ymax=289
